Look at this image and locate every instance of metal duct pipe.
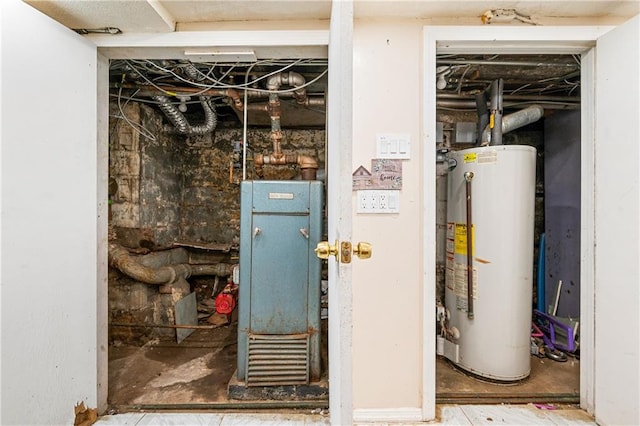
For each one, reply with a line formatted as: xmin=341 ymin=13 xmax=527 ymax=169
xmin=489 ymin=79 xmax=504 ymax=146
xmin=475 ymin=92 xmax=489 ymax=145
xmin=153 ymin=95 xmax=218 ymax=135
xmin=108 ymin=243 xmax=235 ymax=286
xmin=182 ymin=61 xmax=205 ymax=81
xmin=480 ymin=105 xmax=545 ymax=146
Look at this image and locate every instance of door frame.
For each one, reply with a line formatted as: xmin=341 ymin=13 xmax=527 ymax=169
xmin=421 ymin=25 xmax=612 ymax=421
xmin=92 ymin=27 xmax=351 ymax=416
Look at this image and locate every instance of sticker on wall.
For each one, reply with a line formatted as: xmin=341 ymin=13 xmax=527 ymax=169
xmin=370 ymin=159 xmax=402 ymax=189
xmin=352 ymin=159 xmax=403 ymax=190
xmin=352 ymin=165 xmax=372 ymax=190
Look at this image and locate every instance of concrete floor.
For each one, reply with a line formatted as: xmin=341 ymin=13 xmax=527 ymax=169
xmin=436 ymin=355 xmax=580 ymax=404
xmin=108 ymin=326 xmax=580 ymax=416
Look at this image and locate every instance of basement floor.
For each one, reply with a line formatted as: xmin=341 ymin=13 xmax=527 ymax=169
xmin=436 ymin=355 xmax=580 ymax=404
xmin=108 ymin=326 xmax=578 ymax=410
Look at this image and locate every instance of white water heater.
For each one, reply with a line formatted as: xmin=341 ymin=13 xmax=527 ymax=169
xmin=442 ymin=145 xmax=536 ymax=381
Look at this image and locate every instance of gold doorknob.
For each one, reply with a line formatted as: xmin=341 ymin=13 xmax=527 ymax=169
xmin=315 ymin=240 xmax=338 ymax=260
xmin=354 ymin=242 xmax=372 ymax=259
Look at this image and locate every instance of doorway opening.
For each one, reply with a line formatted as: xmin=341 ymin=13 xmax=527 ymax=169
xmin=106 ymin=54 xmax=331 ymax=410
xmin=433 ymin=53 xmax=582 ymax=403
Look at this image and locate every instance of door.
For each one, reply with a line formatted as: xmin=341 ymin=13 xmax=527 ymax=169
xmin=593 ymin=14 xmax=640 ymax=426
xmin=327 ymin=1 xmax=355 ymax=425
xmin=0 ymin=0 xmax=102 ymax=423
xmin=422 ymin=24 xmax=633 ymax=422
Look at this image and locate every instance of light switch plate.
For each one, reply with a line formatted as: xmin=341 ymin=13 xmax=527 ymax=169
xmin=357 ymin=190 xmax=400 ymax=213
xmin=376 ymin=133 xmax=411 ymax=159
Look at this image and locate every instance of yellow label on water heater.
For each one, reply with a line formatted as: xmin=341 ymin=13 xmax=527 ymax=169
xmin=454 ymin=223 xmax=475 ymax=255
xmin=463 ymin=153 xmax=477 ymax=163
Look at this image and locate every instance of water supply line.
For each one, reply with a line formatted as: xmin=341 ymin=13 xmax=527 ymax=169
xmin=253 ymin=71 xmax=318 ymax=180
xmin=464 ymin=171 xmax=475 ymax=320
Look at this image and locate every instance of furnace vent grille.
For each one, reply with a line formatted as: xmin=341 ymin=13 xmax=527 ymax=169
xmin=246 ymin=334 xmax=310 ymax=386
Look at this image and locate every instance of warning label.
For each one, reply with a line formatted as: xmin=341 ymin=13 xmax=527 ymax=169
xmin=453 ymin=262 xmax=477 ymax=299
xmin=454 ymin=223 xmax=474 ymax=256
xmin=463 ymin=153 xmax=477 ymax=163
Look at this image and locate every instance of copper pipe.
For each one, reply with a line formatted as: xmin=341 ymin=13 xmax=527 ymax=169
xmin=122 ymin=84 xmax=244 ymax=110
xmin=253 ymin=153 xmax=318 ymax=180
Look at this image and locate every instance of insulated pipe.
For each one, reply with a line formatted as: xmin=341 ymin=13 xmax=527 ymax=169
xmin=464 ymin=171 xmax=475 ymax=320
xmin=108 ymin=243 xmax=235 ymax=286
xmin=480 ymin=105 xmax=545 ymax=146
xmin=108 ymin=243 xmax=187 ymax=285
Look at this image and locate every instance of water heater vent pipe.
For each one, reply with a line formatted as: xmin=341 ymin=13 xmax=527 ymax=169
xmin=480 ymin=104 xmax=545 ymax=146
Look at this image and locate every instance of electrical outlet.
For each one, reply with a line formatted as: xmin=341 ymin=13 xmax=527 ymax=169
xmin=379 ymin=193 xmax=388 ymax=209
xmin=357 ymin=190 xmax=400 ymax=213
xmin=359 ymin=192 xmax=369 ymax=210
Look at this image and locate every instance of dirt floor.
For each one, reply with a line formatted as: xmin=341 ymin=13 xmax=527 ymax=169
xmin=108 ymin=325 xmax=579 ymax=409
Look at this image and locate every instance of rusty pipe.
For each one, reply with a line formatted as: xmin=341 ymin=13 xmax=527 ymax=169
xmin=124 ymin=84 xmax=244 ymax=110
xmin=191 ymin=263 xmax=234 ymax=277
xmin=253 ymin=153 xmax=318 ymax=180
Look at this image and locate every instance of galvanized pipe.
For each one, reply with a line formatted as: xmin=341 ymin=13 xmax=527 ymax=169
xmin=480 ymin=105 xmax=545 ymax=146
xmin=266 ymin=71 xmax=308 ymax=104
xmin=489 ymin=79 xmax=504 ymax=146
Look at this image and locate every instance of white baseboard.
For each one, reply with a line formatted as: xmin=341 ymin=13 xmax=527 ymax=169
xmin=353 ymin=407 xmax=423 ymax=423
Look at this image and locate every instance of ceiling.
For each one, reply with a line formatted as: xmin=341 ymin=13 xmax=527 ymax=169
xmin=23 ymin=1 xmax=640 ymax=34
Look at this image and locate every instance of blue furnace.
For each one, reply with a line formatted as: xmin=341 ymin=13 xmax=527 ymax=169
xmin=237 ymin=180 xmax=323 ymax=386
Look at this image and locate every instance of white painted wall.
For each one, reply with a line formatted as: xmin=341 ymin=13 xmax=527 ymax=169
xmin=594 ymin=15 xmax=640 ymax=426
xmin=1 ymin=1 xmax=639 ymax=423
xmin=0 ymin=0 xmax=100 ymax=424
xmin=352 ymin=21 xmax=424 ymax=420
